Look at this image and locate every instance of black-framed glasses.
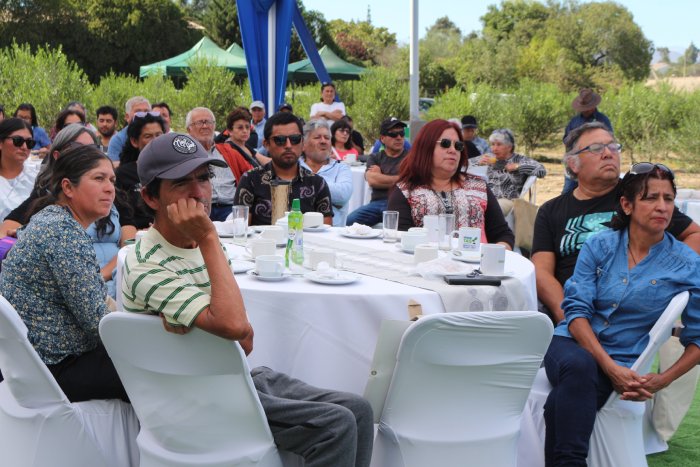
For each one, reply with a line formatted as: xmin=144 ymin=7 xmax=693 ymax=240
xmin=572 ymin=142 xmax=622 ymax=156
xmin=3 ymin=136 xmax=36 ymax=149
xmin=133 ymin=111 xmax=161 ymax=119
xmin=629 ymin=162 xmax=674 ymax=179
xmin=271 ymin=134 xmax=303 ymax=146
xmin=384 ymin=130 xmax=404 ymax=139
xmin=191 ymin=119 xmax=215 ymax=128
xmin=436 ymin=138 xmax=465 ymax=152
xmin=336 ymin=128 xmax=350 ymax=134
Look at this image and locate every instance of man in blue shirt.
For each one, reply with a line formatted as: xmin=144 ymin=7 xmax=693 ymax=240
xmin=561 ymin=89 xmax=613 ymax=194
xmin=107 ymin=96 xmax=151 ymax=164
xmin=249 ymin=101 xmax=266 ymax=151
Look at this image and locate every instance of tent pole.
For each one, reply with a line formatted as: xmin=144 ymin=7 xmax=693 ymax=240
xmin=267 ymin=3 xmax=277 ymax=116
xmin=409 ymin=0 xmax=420 ymax=140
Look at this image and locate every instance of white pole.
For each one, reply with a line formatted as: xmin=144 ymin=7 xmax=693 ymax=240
xmin=267 ymin=3 xmax=277 ymax=116
xmin=409 ymin=0 xmax=420 ymax=135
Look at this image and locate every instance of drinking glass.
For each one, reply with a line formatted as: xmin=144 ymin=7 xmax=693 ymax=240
xmin=382 ymin=211 xmax=399 ymax=243
xmin=231 ymin=205 xmax=249 ymax=244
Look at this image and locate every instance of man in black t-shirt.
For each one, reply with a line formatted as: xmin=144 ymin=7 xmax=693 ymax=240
xmin=532 ymin=122 xmax=700 ymax=324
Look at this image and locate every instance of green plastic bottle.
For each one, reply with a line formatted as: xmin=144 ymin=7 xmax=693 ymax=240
xmin=285 ymin=199 xmax=304 ymax=270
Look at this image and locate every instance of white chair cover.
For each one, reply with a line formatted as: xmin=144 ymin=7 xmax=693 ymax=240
xmin=518 ymin=291 xmax=689 ymax=467
xmin=0 ymin=295 xmax=139 ymax=467
xmin=99 ymin=312 xmax=291 ymax=467
xmin=370 ymin=311 xmax=553 ymax=467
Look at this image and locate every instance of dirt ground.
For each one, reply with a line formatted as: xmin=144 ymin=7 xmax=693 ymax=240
xmin=535 ymin=160 xmax=700 ymax=206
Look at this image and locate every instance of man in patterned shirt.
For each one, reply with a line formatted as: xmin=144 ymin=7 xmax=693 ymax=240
xmin=234 ymin=111 xmax=333 ymax=225
xmin=122 ymin=132 xmax=373 ymax=467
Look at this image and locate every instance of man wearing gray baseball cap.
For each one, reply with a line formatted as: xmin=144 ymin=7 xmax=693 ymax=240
xmin=124 ymin=132 xmax=374 ymax=467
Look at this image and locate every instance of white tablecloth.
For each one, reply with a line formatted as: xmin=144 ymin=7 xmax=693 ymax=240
xmin=222 ymin=228 xmax=537 ymax=394
xmin=347 ymin=164 xmax=371 ymax=214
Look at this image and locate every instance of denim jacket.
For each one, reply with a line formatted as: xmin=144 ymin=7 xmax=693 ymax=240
xmin=555 ymin=228 xmax=700 ymax=367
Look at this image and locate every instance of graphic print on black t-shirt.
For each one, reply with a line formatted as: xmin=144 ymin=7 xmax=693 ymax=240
xmin=559 ymin=211 xmax=614 ymax=256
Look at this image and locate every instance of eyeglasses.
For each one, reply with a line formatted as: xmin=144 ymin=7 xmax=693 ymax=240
xmin=3 ymin=136 xmax=36 ymax=149
xmin=133 ymin=111 xmax=161 ymax=119
xmin=436 ymin=139 xmax=465 ymax=152
xmin=384 ymin=131 xmax=404 ymax=139
xmin=192 ymin=119 xmax=215 ymax=128
xmin=271 ymin=134 xmax=303 ymax=146
xmin=572 ymin=142 xmax=622 ymax=156
xmin=336 ymin=128 xmax=350 ymax=134
xmin=629 ymin=162 xmax=674 ymax=179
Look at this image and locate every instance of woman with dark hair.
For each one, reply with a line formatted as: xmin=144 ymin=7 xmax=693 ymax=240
xmin=13 ymin=103 xmax=51 ymax=153
xmin=330 ymin=119 xmax=358 ymax=161
xmin=115 ymin=112 xmax=165 ymax=229
xmin=0 ymin=145 xmax=128 ymax=402
xmin=2 ymin=123 xmax=134 ymax=298
xmin=543 ymin=164 xmax=700 ymax=466
xmin=215 ymin=107 xmax=270 ymax=182
xmin=309 ymin=82 xmax=346 ymax=121
xmin=387 ymin=119 xmax=514 ymax=248
xmin=53 ymin=108 xmax=86 ymax=135
xmin=0 ymin=118 xmax=38 ymax=219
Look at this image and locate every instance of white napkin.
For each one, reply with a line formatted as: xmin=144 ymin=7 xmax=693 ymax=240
xmin=346 ymin=223 xmax=373 ymax=235
xmin=409 ymin=257 xmax=474 ymax=278
xmin=315 ymin=262 xmax=341 ymax=279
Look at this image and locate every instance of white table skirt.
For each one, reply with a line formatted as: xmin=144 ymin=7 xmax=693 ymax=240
xmin=221 ymin=228 xmax=537 ymax=394
xmin=347 ymin=165 xmax=371 ymax=214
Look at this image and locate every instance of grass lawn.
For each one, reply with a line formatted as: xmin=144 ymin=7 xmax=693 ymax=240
xmin=648 ymin=383 xmax=700 ymax=466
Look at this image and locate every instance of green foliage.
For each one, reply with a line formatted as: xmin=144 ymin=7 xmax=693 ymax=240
xmin=0 ymin=42 xmax=91 ymax=128
xmin=328 ymin=19 xmax=397 ymax=66
xmin=346 ymin=67 xmax=409 ymax=142
xmin=684 ymin=42 xmax=699 ymax=65
xmin=203 ymin=0 xmax=241 ymax=49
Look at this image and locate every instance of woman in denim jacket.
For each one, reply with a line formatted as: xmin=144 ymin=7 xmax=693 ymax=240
xmin=543 ymin=163 xmax=700 ymax=466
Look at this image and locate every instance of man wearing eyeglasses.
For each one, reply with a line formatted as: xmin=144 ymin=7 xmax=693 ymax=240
xmin=346 ymin=117 xmax=409 ymax=227
xmin=185 ymin=107 xmax=238 ymax=222
xmin=234 ymin=112 xmax=333 ymax=226
xmin=533 ymin=121 xmax=700 ymax=325
xmin=106 ymin=96 xmax=151 ymax=163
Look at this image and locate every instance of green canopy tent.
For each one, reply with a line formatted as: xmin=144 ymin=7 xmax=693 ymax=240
xmin=226 ymin=43 xmax=246 ymax=59
xmin=139 ymin=37 xmax=248 ymax=78
xmin=287 ymin=45 xmax=366 ymax=82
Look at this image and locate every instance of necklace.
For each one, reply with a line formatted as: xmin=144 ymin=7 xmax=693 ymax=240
xmin=431 ymin=188 xmax=455 ymax=215
xmin=627 ymin=243 xmax=638 ymax=266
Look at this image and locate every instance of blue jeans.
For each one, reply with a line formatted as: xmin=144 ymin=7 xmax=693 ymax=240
xmin=543 ymin=336 xmax=614 ymax=467
xmin=562 ymin=176 xmax=578 ymax=194
xmin=346 ymin=199 xmax=387 ymax=226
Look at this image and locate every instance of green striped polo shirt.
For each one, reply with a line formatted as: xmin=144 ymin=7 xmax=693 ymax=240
xmin=121 ymin=227 xmax=231 ymax=327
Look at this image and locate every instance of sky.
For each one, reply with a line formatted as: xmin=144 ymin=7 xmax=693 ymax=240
xmin=300 ymin=0 xmax=698 ymax=53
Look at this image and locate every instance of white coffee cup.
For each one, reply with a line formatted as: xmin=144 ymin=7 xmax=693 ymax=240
xmin=453 ymin=227 xmax=481 ymax=252
xmin=413 ymin=243 xmax=439 ymax=264
xmin=255 ymin=255 xmax=285 ymax=278
xmin=259 ymin=225 xmax=286 ymax=245
xmin=247 ymin=238 xmax=276 ymax=258
xmin=481 ymin=244 xmax=506 ymax=276
xmin=401 ymin=231 xmax=428 ymax=251
xmin=344 ymin=153 xmax=357 ymax=164
xmin=422 ymin=215 xmax=440 ymax=243
xmin=303 ymin=212 xmax=323 ymax=228
xmin=310 ymin=248 xmax=336 ymax=269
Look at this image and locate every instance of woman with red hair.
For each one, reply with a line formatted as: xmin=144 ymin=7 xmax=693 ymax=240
xmin=388 ymin=119 xmax=513 ymax=248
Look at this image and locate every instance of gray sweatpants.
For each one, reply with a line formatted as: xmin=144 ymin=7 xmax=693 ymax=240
xmin=252 ymin=366 xmax=374 ymax=467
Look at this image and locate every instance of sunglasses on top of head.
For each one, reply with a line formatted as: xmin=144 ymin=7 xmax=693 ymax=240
xmin=271 ymin=134 xmax=303 ymax=146
xmin=133 ymin=111 xmax=161 ymax=119
xmin=4 ymin=136 xmax=36 ymax=149
xmin=436 ymin=138 xmax=465 ymax=152
xmin=628 ymin=162 xmax=674 ymax=179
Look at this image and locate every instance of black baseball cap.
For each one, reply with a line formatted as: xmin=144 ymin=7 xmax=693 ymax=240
xmin=461 ymin=115 xmax=478 ymax=129
xmin=380 ymin=117 xmax=407 ymax=135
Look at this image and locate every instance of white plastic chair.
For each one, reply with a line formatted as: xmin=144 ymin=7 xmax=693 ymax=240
xmin=100 ymin=312 xmax=298 ymax=467
xmin=115 ymin=244 xmax=133 ymax=311
xmin=519 ymin=175 xmax=537 ymax=204
xmin=370 ymin=311 xmax=554 ymax=467
xmin=517 ymin=291 xmax=689 ymax=467
xmin=0 ymin=295 xmax=139 ymax=467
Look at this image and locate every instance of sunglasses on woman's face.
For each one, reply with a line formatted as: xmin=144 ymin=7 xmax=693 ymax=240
xmin=4 ymin=136 xmax=36 ymax=149
xmin=436 ymin=138 xmax=465 ymax=152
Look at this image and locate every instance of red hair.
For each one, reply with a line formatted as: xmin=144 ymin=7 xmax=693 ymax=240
xmin=398 ymin=119 xmax=466 ymax=190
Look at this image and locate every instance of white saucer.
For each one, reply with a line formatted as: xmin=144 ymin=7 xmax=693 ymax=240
xmin=340 ymin=230 xmax=382 ymax=239
xmin=246 ymin=270 xmax=290 ymax=281
xmin=304 ymin=224 xmax=331 ymax=233
xmin=230 ymin=260 xmax=255 ymax=274
xmin=451 ymin=250 xmax=481 ymax=263
xmin=394 ymin=243 xmax=415 ymax=254
xmin=304 ymin=271 xmax=359 ymax=285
